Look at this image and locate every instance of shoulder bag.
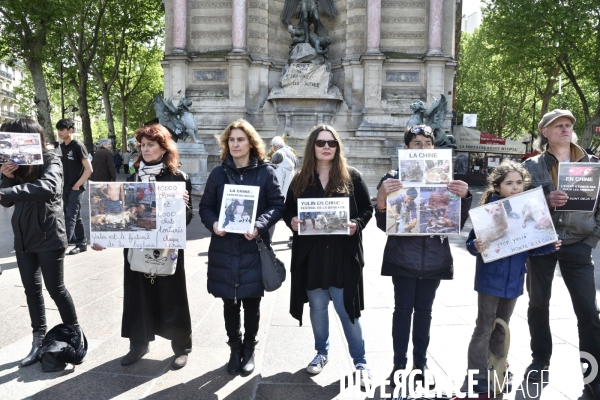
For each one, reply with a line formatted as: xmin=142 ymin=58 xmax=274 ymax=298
xmin=223 ymin=167 xmax=286 ymax=291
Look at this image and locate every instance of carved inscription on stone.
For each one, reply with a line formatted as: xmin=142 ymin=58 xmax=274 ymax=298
xmin=385 ymin=71 xmax=420 ymax=83
xmin=193 ymin=70 xmax=227 ymax=81
xmin=279 ymin=63 xmax=332 ymax=96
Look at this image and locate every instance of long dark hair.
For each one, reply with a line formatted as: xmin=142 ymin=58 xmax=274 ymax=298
xmin=132 ymin=124 xmax=180 ymax=175
xmin=479 ymin=160 xmax=531 ymax=205
xmin=290 ymin=124 xmax=351 ymax=199
xmin=0 ymin=118 xmax=47 ymax=184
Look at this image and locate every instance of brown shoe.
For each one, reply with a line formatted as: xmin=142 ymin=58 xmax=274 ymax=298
xmin=172 ymin=354 xmax=188 ymax=369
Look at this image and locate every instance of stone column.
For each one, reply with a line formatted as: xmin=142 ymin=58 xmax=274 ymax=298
xmin=366 ymin=0 xmax=382 ymax=54
xmin=173 ymin=0 xmax=187 ymax=53
xmin=427 ymin=0 xmax=443 ymax=55
xmin=231 ymin=0 xmax=247 ymax=53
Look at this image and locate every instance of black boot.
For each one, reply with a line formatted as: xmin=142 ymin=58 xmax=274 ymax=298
xmin=227 ymin=340 xmax=243 ymax=375
xmin=241 ymin=340 xmax=258 ymax=376
xmin=20 ymin=331 xmax=45 ymax=367
xmin=121 ymin=341 xmax=149 ymax=366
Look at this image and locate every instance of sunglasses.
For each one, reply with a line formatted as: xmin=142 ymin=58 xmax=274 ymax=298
xmin=315 ymin=140 xmax=339 ymax=148
xmin=408 ymin=125 xmax=433 ymax=136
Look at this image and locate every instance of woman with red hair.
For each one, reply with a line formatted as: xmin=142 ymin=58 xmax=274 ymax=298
xmin=92 ymin=124 xmax=194 ymax=369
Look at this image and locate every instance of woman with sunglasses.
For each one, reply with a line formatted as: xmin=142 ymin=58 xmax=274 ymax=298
xmin=376 ymin=124 xmax=472 ymax=388
xmin=284 ymin=125 xmax=373 ymax=384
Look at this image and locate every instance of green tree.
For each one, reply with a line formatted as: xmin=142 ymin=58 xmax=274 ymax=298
xmin=482 ymin=0 xmax=600 ymax=148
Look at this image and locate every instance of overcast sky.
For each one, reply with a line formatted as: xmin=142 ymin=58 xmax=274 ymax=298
xmin=463 ymin=0 xmax=482 ymax=16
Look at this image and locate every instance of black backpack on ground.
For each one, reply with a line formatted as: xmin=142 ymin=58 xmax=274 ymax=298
xmin=39 ymin=324 xmax=88 ymax=372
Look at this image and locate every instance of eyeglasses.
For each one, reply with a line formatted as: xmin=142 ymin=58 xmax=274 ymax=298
xmin=408 ymin=125 xmax=433 ymax=136
xmin=315 ymin=140 xmax=339 ymax=148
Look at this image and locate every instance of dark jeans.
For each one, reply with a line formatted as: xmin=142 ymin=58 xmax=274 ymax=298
xmin=16 ymin=249 xmax=78 ymax=334
xmin=392 ymin=275 xmax=441 ymax=367
xmin=223 ymin=297 xmax=261 ymax=343
xmin=527 ymin=241 xmax=600 ymax=381
xmin=63 ymin=189 xmax=87 ymax=246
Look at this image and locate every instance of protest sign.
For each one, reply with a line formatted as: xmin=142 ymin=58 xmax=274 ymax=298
xmin=298 ymin=197 xmax=350 ymax=235
xmin=89 ymin=182 xmax=187 ymax=249
xmin=469 ymin=187 xmax=558 ymax=263
xmin=217 ymin=184 xmax=260 ymax=234
xmin=386 ymin=187 xmax=461 ymax=235
xmin=555 ymin=162 xmax=600 ymax=212
xmin=0 ymin=132 xmax=43 ymax=165
xmin=398 ymin=149 xmax=453 ymax=186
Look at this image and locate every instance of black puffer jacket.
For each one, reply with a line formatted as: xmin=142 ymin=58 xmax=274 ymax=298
xmin=199 ymin=155 xmax=285 ymax=300
xmin=375 ymin=171 xmax=472 ymax=279
xmin=0 ymin=151 xmax=68 ymax=253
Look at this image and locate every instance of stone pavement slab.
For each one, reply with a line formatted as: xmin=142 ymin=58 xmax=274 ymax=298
xmin=0 ymin=187 xmax=599 ymax=399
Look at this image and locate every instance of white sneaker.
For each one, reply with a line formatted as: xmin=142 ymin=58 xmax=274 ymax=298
xmin=355 ymin=363 xmax=372 ymax=388
xmin=306 ymin=353 xmax=328 ymax=374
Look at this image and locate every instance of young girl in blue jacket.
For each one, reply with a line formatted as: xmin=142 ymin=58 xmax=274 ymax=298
xmin=462 ymin=160 xmax=561 ymax=394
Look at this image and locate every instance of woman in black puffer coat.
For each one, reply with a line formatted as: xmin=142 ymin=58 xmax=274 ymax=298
xmin=0 ymin=118 xmax=79 ymax=368
xmin=199 ymin=119 xmax=285 ymax=377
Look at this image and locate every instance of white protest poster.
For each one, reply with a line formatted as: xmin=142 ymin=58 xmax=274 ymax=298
xmin=398 ymin=149 xmax=453 ymax=186
xmin=0 ymin=132 xmax=43 ymax=165
xmin=217 ymin=184 xmax=260 ymax=234
xmin=298 ymin=197 xmax=350 ymax=235
xmin=469 ymin=187 xmax=558 ymax=263
xmin=386 ymin=187 xmax=462 ymax=236
xmin=89 ymin=181 xmax=187 ymax=249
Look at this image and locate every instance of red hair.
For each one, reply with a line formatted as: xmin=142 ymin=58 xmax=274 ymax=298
xmin=132 ymin=124 xmax=180 ymax=175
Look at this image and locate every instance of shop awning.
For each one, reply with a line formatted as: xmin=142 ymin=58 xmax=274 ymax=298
xmin=453 ymin=126 xmax=526 ymax=154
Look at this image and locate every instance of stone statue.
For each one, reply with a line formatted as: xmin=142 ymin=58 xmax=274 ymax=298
xmin=407 ymin=95 xmax=456 ymax=149
xmin=281 ymin=0 xmax=336 ymax=52
xmin=153 ymin=93 xmax=198 ymax=143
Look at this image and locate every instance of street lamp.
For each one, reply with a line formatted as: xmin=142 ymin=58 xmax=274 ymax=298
xmin=63 ymin=105 xmax=79 ymax=119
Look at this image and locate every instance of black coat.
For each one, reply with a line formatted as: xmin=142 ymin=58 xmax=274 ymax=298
xmin=284 ymin=168 xmax=373 ymax=324
xmin=0 ymin=151 xmax=68 ymax=253
xmin=121 ymin=167 xmax=193 ymax=343
xmin=199 ymin=155 xmax=285 ymax=300
xmin=90 ymin=147 xmax=116 ymax=182
xmin=375 ymin=171 xmax=473 ymax=279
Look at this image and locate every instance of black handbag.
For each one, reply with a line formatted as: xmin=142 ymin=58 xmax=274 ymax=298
xmin=39 ymin=324 xmax=88 ymax=372
xmin=256 ymin=236 xmax=286 ymax=292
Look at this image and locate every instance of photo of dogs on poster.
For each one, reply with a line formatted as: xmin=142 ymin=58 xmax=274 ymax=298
xmin=469 ymin=187 xmax=558 ymax=263
xmin=298 ymin=211 xmax=349 ymax=235
xmin=89 ymin=182 xmax=157 ymax=232
xmin=221 ymin=198 xmax=255 ymax=233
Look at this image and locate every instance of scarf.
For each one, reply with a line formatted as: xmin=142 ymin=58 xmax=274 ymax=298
xmin=137 ymin=160 xmax=164 ymax=182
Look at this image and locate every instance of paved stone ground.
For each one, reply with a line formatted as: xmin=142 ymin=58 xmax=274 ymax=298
xmin=0 ymin=178 xmax=599 ymax=399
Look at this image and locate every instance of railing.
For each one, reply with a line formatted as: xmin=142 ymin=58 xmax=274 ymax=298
xmin=0 ymin=70 xmax=13 ymax=80
xmin=1 ymin=89 xmax=15 ymax=99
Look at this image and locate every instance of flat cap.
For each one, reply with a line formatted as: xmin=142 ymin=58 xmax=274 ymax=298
xmin=538 ymin=109 xmax=576 ymax=132
xmin=406 ymin=187 xmax=418 ymax=197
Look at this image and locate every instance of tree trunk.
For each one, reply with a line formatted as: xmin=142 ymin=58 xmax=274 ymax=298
xmin=120 ymin=96 xmax=128 ymax=152
xmin=100 ymin=86 xmax=116 ymax=151
xmin=580 ymin=105 xmax=600 ymax=149
xmin=76 ymin=70 xmax=94 ymax=153
xmin=24 ymin=56 xmax=55 ymax=142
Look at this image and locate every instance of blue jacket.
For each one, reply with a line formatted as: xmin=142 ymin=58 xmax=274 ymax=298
xmin=199 ymin=155 xmax=285 ymax=300
xmin=466 ymin=196 xmax=557 ymax=298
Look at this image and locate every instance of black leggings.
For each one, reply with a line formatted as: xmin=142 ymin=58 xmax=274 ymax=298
xmin=16 ymin=249 xmax=78 ymax=334
xmin=223 ymin=297 xmax=261 ymax=343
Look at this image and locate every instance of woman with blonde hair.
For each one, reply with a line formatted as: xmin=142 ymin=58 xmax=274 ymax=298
xmin=283 ymin=125 xmax=374 ymax=384
xmin=199 ymin=119 xmax=285 ymax=376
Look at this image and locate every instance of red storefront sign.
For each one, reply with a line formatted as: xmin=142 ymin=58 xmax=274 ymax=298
xmin=479 ymin=131 xmax=506 ymax=145
xmin=593 ymin=125 xmax=600 ymax=134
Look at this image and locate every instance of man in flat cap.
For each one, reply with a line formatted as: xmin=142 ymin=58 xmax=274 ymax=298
xmin=522 ymin=109 xmax=600 ymax=396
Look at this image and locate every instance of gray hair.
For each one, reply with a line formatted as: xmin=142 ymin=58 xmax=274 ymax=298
xmin=98 ymin=138 xmax=111 ymax=148
xmin=271 ymin=151 xmax=284 ymax=164
xmin=271 ymin=136 xmax=285 ymax=149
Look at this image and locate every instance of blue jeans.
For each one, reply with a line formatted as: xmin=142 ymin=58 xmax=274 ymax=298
xmin=527 ymin=241 xmax=600 ymax=382
xmin=63 ymin=189 xmax=87 ymax=246
xmin=306 ymin=286 xmax=367 ymax=365
xmin=392 ymin=275 xmax=441 ymax=367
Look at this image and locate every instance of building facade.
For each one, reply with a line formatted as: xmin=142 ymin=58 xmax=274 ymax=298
xmin=161 ymin=0 xmax=458 ymax=190
xmin=0 ymin=61 xmax=25 ymax=124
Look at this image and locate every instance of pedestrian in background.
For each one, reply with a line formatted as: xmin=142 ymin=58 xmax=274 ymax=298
xmin=271 ymin=135 xmax=297 ymax=167
xmin=90 ymin=138 xmax=116 ymax=182
xmin=0 ymin=118 xmax=80 ymax=367
xmin=57 ymin=118 xmax=93 ymax=255
xmin=269 ymin=151 xmax=295 ymax=239
xmin=122 ymin=149 xmax=132 ymax=174
xmin=284 ymin=125 xmax=374 ymax=385
xmin=114 ymin=149 xmax=123 ymax=174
